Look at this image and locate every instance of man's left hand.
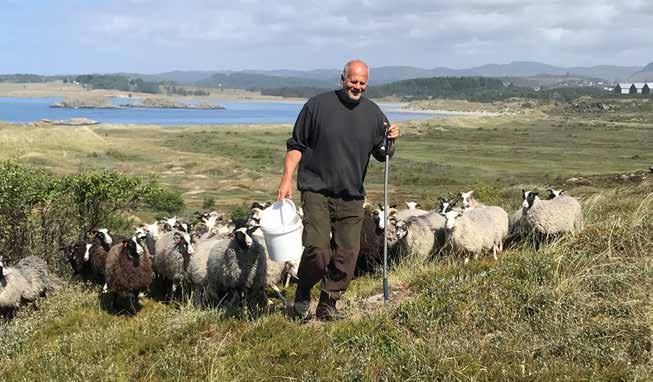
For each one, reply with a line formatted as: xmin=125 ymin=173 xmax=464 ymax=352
xmin=387 ymin=123 xmax=399 ymax=141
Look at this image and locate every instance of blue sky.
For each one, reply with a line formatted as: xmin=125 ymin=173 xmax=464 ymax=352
xmin=2 ymin=0 xmax=652 ymax=74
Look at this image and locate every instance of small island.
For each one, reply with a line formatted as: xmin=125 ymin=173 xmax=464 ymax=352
xmin=122 ymin=97 xmax=225 ymax=109
xmin=50 ymin=97 xmax=117 ymax=109
xmin=51 ymin=96 xmax=225 ymax=110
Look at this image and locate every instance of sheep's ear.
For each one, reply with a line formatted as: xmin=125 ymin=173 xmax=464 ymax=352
xmin=378 ymin=203 xmax=383 ymax=209
xmin=246 ymin=226 xmax=259 ymax=236
xmin=438 ymin=197 xmax=446 ymax=203
xmin=560 ymin=190 xmax=565 ymax=195
xmin=228 ymin=232 xmax=235 ymax=240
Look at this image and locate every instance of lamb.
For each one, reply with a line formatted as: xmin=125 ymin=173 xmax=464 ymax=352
xmin=105 ymin=235 xmax=154 ymax=314
xmin=153 ymin=230 xmax=194 ymax=299
xmin=521 ymin=189 xmax=584 ymax=240
xmin=441 ymin=206 xmax=509 ymax=262
xmin=0 ymin=256 xmax=50 ymax=317
xmin=393 ymin=211 xmax=447 ymax=260
xmin=396 ymin=201 xmax=429 ymax=220
xmin=460 ymin=190 xmax=484 ymax=210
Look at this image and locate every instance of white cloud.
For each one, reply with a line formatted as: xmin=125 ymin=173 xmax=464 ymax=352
xmin=4 ymin=0 xmax=652 ymax=73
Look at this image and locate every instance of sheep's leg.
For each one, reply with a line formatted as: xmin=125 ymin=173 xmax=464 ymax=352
xmin=492 ymin=245 xmax=498 ymax=261
xmin=102 ymin=283 xmax=108 ymax=293
xmin=271 ymin=284 xmax=288 ymax=306
xmin=284 ymin=274 xmax=291 ymax=289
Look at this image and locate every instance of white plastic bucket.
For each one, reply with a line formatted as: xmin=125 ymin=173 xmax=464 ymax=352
xmin=260 ymin=199 xmax=303 ymax=262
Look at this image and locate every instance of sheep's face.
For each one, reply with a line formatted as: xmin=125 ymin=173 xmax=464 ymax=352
xmin=405 ymin=201 xmax=419 ymax=210
xmin=83 ymin=243 xmax=93 ymax=262
xmin=547 ymin=189 xmax=564 ymax=199
xmin=522 ymin=190 xmax=539 ymax=209
xmin=247 ymin=208 xmax=265 ymax=227
xmin=165 ymin=216 xmax=177 ymax=228
xmin=122 ymin=237 xmax=145 ymax=265
xmin=232 ymin=227 xmax=255 ymax=249
xmin=373 ymin=204 xmax=398 ymax=230
xmin=142 ymin=222 xmax=159 ymax=240
xmin=0 ymin=256 xmax=5 ymax=278
xmin=461 ymin=191 xmax=476 ymax=209
xmin=174 ymin=222 xmax=190 ymax=234
xmin=174 ymin=232 xmax=194 ymax=256
xmin=395 ymin=220 xmax=408 ymax=240
xmin=442 ymin=210 xmax=463 ymax=230
xmin=438 ymin=197 xmax=457 ymax=213
xmin=96 ymin=228 xmax=113 ymax=247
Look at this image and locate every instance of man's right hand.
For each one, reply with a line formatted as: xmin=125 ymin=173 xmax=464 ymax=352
xmin=277 ymin=179 xmax=292 ymax=201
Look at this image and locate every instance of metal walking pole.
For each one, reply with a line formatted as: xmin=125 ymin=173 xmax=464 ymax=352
xmin=383 ymin=122 xmax=390 ymax=302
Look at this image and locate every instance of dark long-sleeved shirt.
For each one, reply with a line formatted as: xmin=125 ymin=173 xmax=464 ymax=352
xmin=286 ymin=89 xmax=395 ymax=199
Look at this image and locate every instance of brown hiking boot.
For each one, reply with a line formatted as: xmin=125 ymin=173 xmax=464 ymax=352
xmin=292 ymin=287 xmax=312 ymax=322
xmin=315 ymin=291 xmax=345 ymax=321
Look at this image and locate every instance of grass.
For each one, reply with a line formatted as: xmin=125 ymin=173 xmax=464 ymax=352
xmin=0 ymin=98 xmax=652 ymax=380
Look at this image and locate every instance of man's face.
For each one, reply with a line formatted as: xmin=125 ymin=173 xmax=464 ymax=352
xmin=342 ymin=65 xmax=368 ymax=101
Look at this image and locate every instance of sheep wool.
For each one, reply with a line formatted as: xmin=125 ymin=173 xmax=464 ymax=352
xmin=524 ymin=194 xmax=584 ymax=236
xmin=105 ymin=238 xmax=153 ymax=296
xmin=0 ymin=256 xmax=50 ymax=311
xmin=444 ymin=206 xmax=509 ymax=259
xmin=396 ymin=212 xmax=447 ymax=259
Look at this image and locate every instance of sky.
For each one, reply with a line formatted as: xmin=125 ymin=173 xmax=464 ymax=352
xmin=1 ymin=0 xmax=652 ymax=74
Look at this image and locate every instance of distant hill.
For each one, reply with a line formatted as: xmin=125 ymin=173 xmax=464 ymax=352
xmin=195 ymin=72 xmax=333 ymax=90
xmin=626 ymin=62 xmax=653 ymax=82
xmin=139 ymin=62 xmax=640 ymax=87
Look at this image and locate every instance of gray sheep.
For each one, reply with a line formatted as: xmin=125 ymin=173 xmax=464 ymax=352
xmin=521 ymin=190 xmax=584 ymax=241
xmin=188 ymin=235 xmax=231 ymax=306
xmin=0 ymin=256 xmax=50 ymax=317
xmin=205 ymin=226 xmax=267 ymax=308
xmin=153 ymin=230 xmax=194 ymax=299
xmin=442 ymin=206 xmax=509 ymax=262
xmin=393 ymin=211 xmax=447 ymax=260
xmin=105 ymin=236 xmax=154 ymax=314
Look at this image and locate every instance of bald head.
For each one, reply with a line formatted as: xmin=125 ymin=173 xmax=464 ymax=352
xmin=341 ymin=60 xmax=369 ymax=102
xmin=342 ymin=60 xmax=369 ymax=79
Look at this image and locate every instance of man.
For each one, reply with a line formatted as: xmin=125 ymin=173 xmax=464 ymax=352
xmin=277 ymin=60 xmax=399 ymax=321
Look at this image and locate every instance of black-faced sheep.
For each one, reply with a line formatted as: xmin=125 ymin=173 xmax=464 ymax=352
xmin=105 ymin=236 xmax=154 ymax=314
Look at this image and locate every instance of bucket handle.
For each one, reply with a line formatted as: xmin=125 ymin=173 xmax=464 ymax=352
xmin=280 ymin=199 xmax=297 ymax=228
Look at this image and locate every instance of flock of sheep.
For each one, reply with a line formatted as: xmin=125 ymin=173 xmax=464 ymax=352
xmin=0 ymin=188 xmax=584 ymax=317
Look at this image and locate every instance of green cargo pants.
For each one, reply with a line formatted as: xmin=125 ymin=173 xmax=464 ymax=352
xmin=296 ymin=191 xmax=365 ymax=300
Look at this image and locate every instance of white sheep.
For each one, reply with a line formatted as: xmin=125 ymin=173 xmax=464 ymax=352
xmin=442 ymin=206 xmax=509 ymax=262
xmin=396 ymin=201 xmax=429 ymax=220
xmin=521 ymin=190 xmax=584 ymax=239
xmin=0 ymin=256 xmax=50 ymax=316
xmin=460 ymin=190 xmax=484 ymax=210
